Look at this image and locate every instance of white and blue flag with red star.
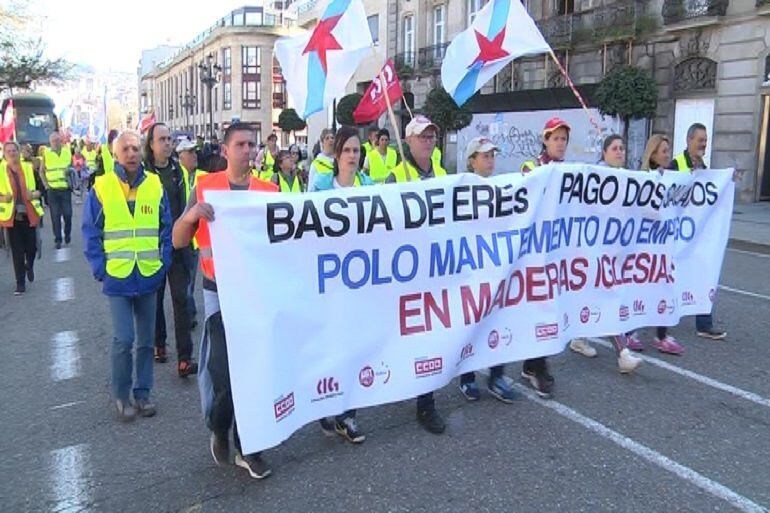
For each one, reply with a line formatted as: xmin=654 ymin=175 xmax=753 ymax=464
xmin=441 ymin=0 xmax=551 ymax=107
xmin=274 ymin=0 xmax=373 ymax=119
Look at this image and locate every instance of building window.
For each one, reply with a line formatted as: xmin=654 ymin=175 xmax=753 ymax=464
xmin=222 ymin=47 xmax=232 ymax=76
xmin=223 ymin=82 xmax=232 ymax=110
xmin=403 ymin=16 xmax=414 ymax=65
xmin=367 ymin=14 xmax=379 ymax=44
xmin=433 ymin=5 xmax=445 ymax=46
xmin=242 ymin=46 xmax=261 ymax=75
xmin=467 ymin=0 xmax=488 ymax=26
xmin=245 ymin=10 xmax=262 ymax=25
xmin=243 ymin=79 xmax=261 ymax=109
xmin=556 ymin=0 xmax=574 ymax=15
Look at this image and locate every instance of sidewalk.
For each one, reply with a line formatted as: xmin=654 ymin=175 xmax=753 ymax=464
xmin=730 ymin=202 xmax=770 ymax=250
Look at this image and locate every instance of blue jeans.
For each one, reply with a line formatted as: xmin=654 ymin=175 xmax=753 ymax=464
xmin=108 ymin=292 xmax=157 ymax=402
xmin=696 ymin=314 xmax=713 ymax=332
xmin=186 ymin=249 xmax=199 ymax=319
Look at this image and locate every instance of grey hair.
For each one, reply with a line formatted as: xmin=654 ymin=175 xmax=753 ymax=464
xmin=113 ymin=129 xmax=142 ymax=155
xmin=686 ymin=123 xmax=707 ymax=140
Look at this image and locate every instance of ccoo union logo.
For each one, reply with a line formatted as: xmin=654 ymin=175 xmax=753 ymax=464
xmin=415 ymin=357 xmax=443 ymax=378
xmin=274 ymin=392 xmax=295 ymax=422
xmin=535 ymin=323 xmax=559 ymax=341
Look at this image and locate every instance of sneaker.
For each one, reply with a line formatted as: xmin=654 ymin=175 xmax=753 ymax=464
xmin=335 ymin=417 xmax=366 ymax=444
xmin=14 ymin=284 xmax=25 ymax=296
xmin=521 ymin=366 xmax=554 ymax=399
xmin=652 ymin=335 xmax=685 ymax=355
xmin=115 ymin=399 xmax=136 ymax=422
xmin=134 ymin=398 xmax=157 ymax=417
xmin=154 ymin=346 xmax=167 ymax=363
xmin=319 ymin=417 xmax=336 ymax=437
xmin=626 ymin=332 xmax=644 ymax=351
xmin=234 ymin=452 xmax=272 ymax=480
xmin=459 ymin=381 xmax=481 ymax=401
xmin=617 ymin=348 xmax=642 ymax=374
xmin=487 ymin=376 xmax=517 ymax=403
xmin=178 ymin=360 xmax=198 ymax=378
xmin=417 ymin=408 xmax=446 ymax=434
xmin=696 ymin=328 xmax=726 ymax=341
xmin=569 ymin=338 xmax=597 ymax=358
xmin=209 ymin=433 xmax=230 ymax=465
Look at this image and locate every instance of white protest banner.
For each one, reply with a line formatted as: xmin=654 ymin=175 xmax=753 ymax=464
xmin=206 ymin=164 xmax=734 ymax=454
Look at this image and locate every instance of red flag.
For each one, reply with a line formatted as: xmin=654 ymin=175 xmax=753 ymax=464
xmin=353 ymin=60 xmax=403 ymax=125
xmin=0 ymin=100 xmax=16 ymax=143
xmin=139 ymin=110 xmax=156 ymax=134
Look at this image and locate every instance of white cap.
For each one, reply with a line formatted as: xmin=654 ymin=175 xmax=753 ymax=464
xmin=465 ymin=137 xmax=499 ymax=157
xmin=405 ymin=115 xmax=438 ymax=137
xmin=176 ymin=139 xmax=196 ymax=153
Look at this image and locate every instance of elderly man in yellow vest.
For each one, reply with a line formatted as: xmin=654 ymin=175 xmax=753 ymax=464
xmin=82 ymin=130 xmax=173 ymax=422
xmin=40 ymin=131 xmax=73 ymax=249
xmin=363 ymin=128 xmax=399 ymax=183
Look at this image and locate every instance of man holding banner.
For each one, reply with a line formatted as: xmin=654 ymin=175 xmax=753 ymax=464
xmin=172 ymin=123 xmax=279 ymax=479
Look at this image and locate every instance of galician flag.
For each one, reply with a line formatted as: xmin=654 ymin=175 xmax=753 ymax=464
xmin=441 ymin=0 xmax=551 ymax=106
xmin=274 ymin=0 xmax=373 ymax=119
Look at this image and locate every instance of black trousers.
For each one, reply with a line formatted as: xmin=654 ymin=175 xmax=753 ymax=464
xmin=8 ymin=217 xmax=37 ymax=286
xmin=154 ymin=250 xmax=193 ymax=361
xmin=48 ymin=189 xmax=72 ymax=244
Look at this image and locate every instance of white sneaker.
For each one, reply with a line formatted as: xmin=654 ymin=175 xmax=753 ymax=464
xmin=618 ymin=348 xmax=642 ymax=374
xmin=569 ymin=339 xmax=597 ymax=358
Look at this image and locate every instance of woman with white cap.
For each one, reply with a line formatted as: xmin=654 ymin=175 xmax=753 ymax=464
xmin=458 ymin=137 xmax=517 ymax=403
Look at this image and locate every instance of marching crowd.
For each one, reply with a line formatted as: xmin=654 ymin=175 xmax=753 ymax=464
xmin=0 ymin=112 xmax=731 ymax=481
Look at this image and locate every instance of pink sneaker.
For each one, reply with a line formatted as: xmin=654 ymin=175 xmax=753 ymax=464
xmin=652 ymin=336 xmax=684 ymax=355
xmin=626 ymin=332 xmax=644 ymax=351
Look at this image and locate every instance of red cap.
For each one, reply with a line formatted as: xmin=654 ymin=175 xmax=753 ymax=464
xmin=543 ymin=117 xmax=571 ymax=136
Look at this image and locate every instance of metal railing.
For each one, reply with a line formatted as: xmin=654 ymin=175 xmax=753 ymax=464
xmin=536 ymin=0 xmax=642 ymax=48
xmin=417 ymin=43 xmax=450 ymax=71
xmin=394 ymin=52 xmax=416 ymax=76
xmin=662 ymin=0 xmax=728 ymax=23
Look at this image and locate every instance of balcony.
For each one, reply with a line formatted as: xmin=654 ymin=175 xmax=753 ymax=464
xmin=662 ymin=0 xmax=728 ymax=24
xmin=417 ymin=43 xmax=450 ymax=71
xmin=536 ymin=0 xmax=652 ymax=48
xmin=394 ymin=52 xmax=416 ymax=77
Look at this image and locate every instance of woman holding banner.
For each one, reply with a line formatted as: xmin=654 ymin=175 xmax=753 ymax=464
xmin=635 ymin=134 xmax=686 ymax=355
xmin=311 ymin=126 xmax=372 ymax=443
xmin=458 ymin=137 xmax=518 ymax=403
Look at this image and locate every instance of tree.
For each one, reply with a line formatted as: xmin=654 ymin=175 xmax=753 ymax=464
xmin=277 ymin=108 xmax=307 ymax=141
xmin=420 ymin=87 xmax=473 ymax=152
xmin=0 ymin=2 xmax=70 ymax=94
xmin=335 ymin=93 xmax=363 ymax=127
xmin=595 ymin=65 xmax=658 ymax=162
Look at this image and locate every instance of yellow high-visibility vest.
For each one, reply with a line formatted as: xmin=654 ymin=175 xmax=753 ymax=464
xmin=0 ymin=161 xmax=44 ymax=222
xmin=82 ymin=148 xmax=98 ymax=169
xmin=389 ymin=159 xmax=447 ymax=183
xmin=367 ymin=147 xmax=397 ymax=183
xmin=94 ymin=171 xmax=163 ymax=279
xmin=100 ymin=144 xmax=115 ymax=174
xmin=44 ymin=146 xmax=72 ymax=190
xmin=313 ymin=155 xmax=335 ymax=175
xmin=673 ymin=153 xmax=691 ymax=172
xmin=431 ymin=147 xmax=442 ymax=169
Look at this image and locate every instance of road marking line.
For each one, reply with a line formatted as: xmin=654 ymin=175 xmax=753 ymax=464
xmin=50 ymin=444 xmax=92 ymax=513
xmin=719 ymin=285 xmax=770 ymax=302
xmin=54 ymin=248 xmax=71 ymax=263
xmin=587 ymin=337 xmax=770 ymax=409
xmin=50 ymin=401 xmax=86 ymax=411
xmin=51 ymin=331 xmax=81 ymax=382
xmin=514 ymin=384 xmax=770 ymax=513
xmin=54 ymin=277 xmax=74 ymax=302
xmin=727 ymin=248 xmax=770 ymax=258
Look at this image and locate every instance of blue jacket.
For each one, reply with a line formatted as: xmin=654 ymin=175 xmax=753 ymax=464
xmin=310 ymin=170 xmax=375 ymax=191
xmin=82 ymin=163 xmax=173 ymax=297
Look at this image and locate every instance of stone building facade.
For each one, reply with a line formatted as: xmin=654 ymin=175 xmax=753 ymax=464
xmin=139 ymin=6 xmax=300 ymax=144
xmin=386 ymin=0 xmax=770 ymax=203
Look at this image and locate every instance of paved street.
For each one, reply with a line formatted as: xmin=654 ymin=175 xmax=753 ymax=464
xmin=1 ymin=204 xmax=769 ymax=513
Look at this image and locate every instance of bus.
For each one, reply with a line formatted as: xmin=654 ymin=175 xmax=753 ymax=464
xmin=1 ymin=93 xmax=59 ymax=149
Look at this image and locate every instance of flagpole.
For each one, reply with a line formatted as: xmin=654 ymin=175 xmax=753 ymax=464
xmin=402 ymin=97 xmax=413 ymax=119
xmin=381 ymin=72 xmax=408 ymax=169
xmin=547 ymin=49 xmax=599 ymax=131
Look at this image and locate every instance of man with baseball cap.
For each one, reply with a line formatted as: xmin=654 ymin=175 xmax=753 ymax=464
xmin=385 ymin=115 xmax=448 ymax=184
xmin=521 ymin=117 xmax=570 ymax=172
xmin=385 ymin=115 xmax=448 ymax=434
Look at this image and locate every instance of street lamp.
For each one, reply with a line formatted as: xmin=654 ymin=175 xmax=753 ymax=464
xmin=198 ymin=52 xmax=222 ymax=140
xmin=180 ymin=89 xmax=196 ymax=134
